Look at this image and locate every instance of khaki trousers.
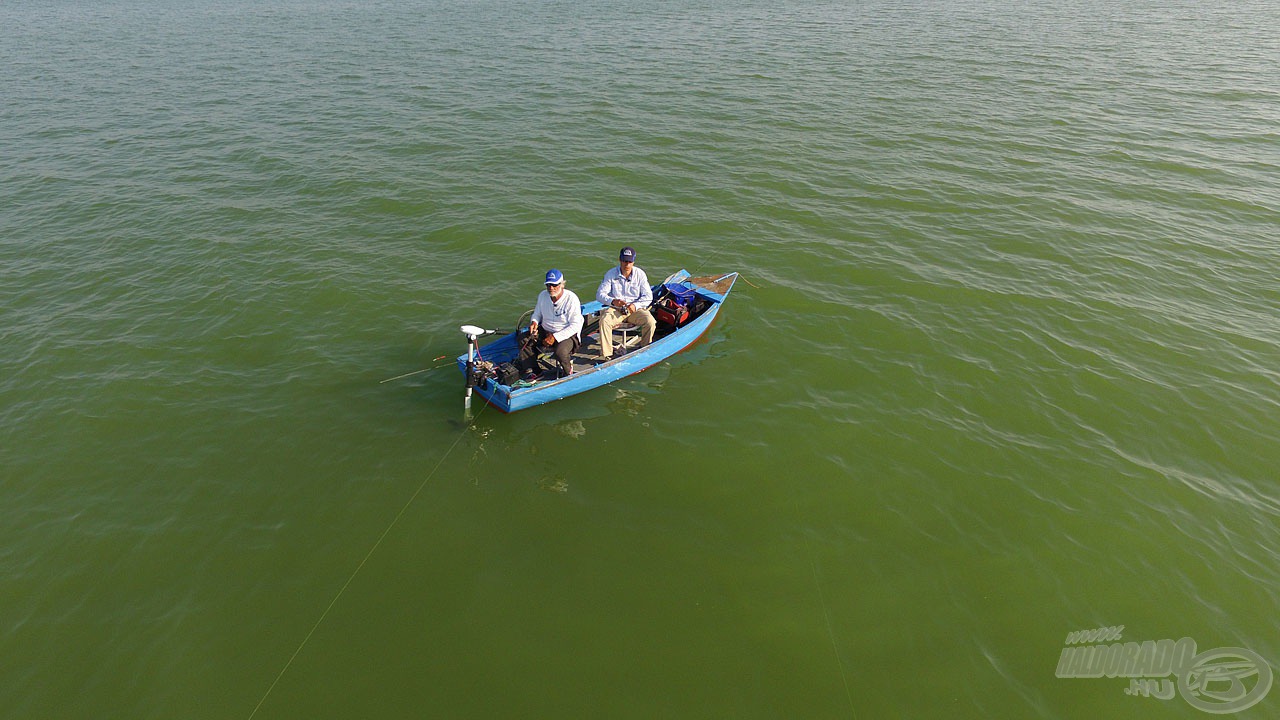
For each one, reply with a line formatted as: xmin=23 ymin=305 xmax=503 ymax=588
xmin=598 ymin=307 xmax=656 ymax=358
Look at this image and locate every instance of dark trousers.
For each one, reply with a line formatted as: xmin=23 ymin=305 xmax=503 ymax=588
xmin=518 ymin=328 xmax=579 ymax=376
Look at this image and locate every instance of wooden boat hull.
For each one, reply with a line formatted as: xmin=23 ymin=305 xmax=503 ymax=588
xmin=456 ymin=271 xmax=736 ymax=413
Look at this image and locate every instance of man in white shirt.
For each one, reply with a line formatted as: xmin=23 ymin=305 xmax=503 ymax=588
xmin=518 ymin=269 xmax=584 ymax=380
xmin=595 ymin=246 xmax=656 ymax=360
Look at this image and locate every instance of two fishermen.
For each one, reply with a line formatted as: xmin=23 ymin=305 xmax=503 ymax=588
xmin=518 ymin=247 xmax=657 ymax=380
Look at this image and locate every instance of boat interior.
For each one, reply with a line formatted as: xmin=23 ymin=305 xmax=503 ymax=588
xmin=523 ymin=288 xmax=716 ymax=379
xmin=468 ymin=274 xmax=734 ymax=384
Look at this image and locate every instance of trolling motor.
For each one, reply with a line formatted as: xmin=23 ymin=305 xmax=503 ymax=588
xmin=461 ymin=324 xmax=500 ymax=411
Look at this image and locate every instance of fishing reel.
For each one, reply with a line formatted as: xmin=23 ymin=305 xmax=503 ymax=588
xmin=516 ymin=326 xmax=535 ymax=350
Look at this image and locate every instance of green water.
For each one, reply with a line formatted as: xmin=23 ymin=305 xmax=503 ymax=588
xmin=3 ymin=0 xmax=1278 ymax=717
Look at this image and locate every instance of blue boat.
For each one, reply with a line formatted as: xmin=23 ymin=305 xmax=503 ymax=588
xmin=456 ymin=270 xmax=737 ymax=413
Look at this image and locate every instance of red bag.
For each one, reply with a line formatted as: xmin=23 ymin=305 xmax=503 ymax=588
xmin=652 ymin=298 xmax=689 ymax=328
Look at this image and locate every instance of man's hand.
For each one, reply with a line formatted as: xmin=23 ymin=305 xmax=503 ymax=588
xmin=529 ymin=321 xmax=538 ymax=334
xmin=542 ymin=333 xmax=556 ymax=347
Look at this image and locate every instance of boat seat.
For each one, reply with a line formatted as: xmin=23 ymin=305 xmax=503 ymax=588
xmin=534 ymin=334 xmax=583 ymax=378
xmin=612 ymin=322 xmax=643 ymax=354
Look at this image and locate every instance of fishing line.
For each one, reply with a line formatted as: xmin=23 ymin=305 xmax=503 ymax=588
xmin=692 ymin=223 xmax=758 ymax=276
xmin=378 ymin=356 xmax=451 ymax=384
xmin=689 ymin=242 xmax=761 ymax=289
xmin=691 ymin=247 xmax=722 ymax=275
xmin=247 ymin=402 xmax=489 ymax=719
xmin=804 ymin=535 xmax=856 ymax=718
xmin=788 ymin=487 xmax=856 ymax=718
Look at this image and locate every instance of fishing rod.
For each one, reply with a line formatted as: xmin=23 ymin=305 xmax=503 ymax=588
xmin=381 ymin=319 xmax=505 ymax=386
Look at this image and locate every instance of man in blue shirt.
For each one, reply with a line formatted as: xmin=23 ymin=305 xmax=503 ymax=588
xmin=518 ymin=269 xmax=583 ymax=380
xmin=595 ymin=246 xmax=656 ymax=360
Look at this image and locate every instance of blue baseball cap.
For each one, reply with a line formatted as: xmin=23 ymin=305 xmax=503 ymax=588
xmin=545 ymin=269 xmax=564 ymax=285
xmin=620 ymin=247 xmax=636 ymax=262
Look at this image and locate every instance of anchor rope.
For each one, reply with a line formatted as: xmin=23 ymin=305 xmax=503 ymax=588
xmin=248 ymin=403 xmax=488 ymax=719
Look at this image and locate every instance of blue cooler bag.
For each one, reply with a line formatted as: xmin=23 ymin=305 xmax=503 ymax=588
xmin=652 ymin=283 xmax=695 ymax=328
